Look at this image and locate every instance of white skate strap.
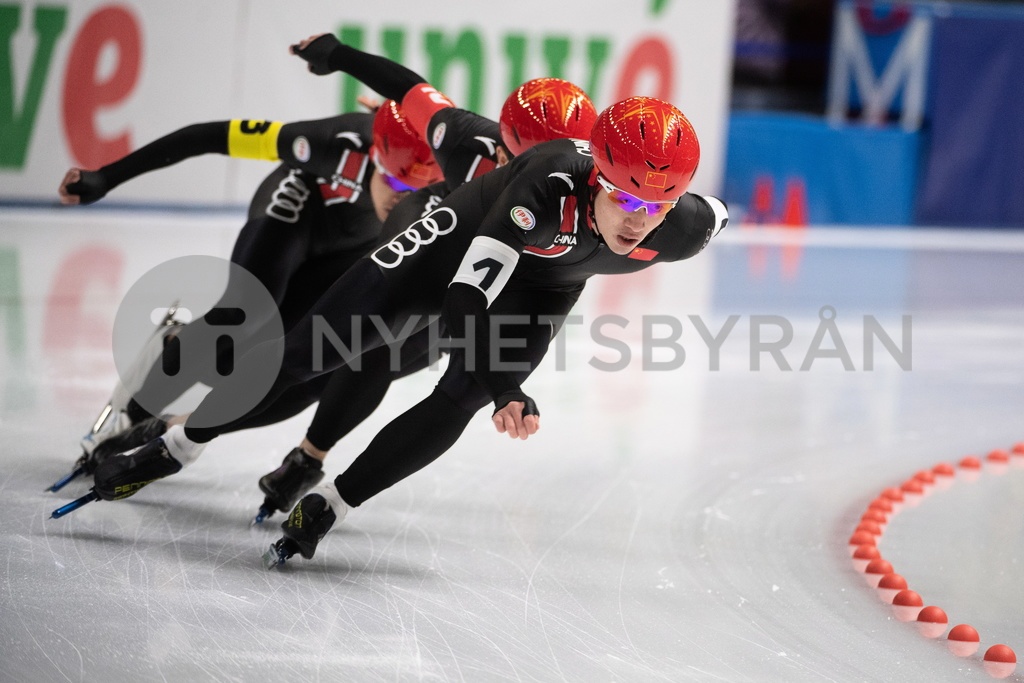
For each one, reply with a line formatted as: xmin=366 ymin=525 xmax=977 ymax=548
xmin=162 ymin=424 xmax=206 ymax=467
xmin=311 ymin=482 xmax=348 ymax=523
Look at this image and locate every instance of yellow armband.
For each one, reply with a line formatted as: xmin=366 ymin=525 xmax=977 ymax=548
xmin=227 ymin=120 xmax=284 ymax=161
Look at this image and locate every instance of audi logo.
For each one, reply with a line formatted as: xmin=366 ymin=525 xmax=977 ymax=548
xmin=371 ymin=207 xmax=458 ymax=269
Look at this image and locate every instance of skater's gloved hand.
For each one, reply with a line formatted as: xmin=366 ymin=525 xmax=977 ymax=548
xmin=492 ymin=391 xmax=540 ymax=440
xmin=59 ymin=168 xmax=109 ymax=205
xmin=290 ymin=33 xmax=342 ymax=75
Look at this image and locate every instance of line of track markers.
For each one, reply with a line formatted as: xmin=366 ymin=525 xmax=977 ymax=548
xmin=848 ymin=442 xmax=1024 ymax=679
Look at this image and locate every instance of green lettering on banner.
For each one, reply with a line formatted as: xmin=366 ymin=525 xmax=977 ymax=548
xmin=0 ymin=248 xmax=32 ymax=408
xmin=338 ymin=25 xmax=363 ymax=113
xmin=541 ymin=36 xmax=570 ymax=79
xmin=338 ymin=26 xmax=406 ymax=113
xmin=503 ymin=34 xmax=526 ymax=93
xmin=585 ymin=38 xmax=611 ymax=104
xmin=0 ymin=5 xmax=67 ymax=168
xmin=504 ymin=33 xmax=613 ymax=105
xmin=336 ymin=26 xmax=613 ymax=116
xmin=651 ymin=0 xmax=670 ymax=16
xmin=424 ymin=29 xmax=483 ymax=113
xmin=381 ymin=27 xmax=405 ymax=71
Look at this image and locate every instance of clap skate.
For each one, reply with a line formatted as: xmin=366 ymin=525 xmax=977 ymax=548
xmin=48 ymin=302 xmax=184 ymax=492
xmin=86 ymin=415 xmax=170 ymax=473
xmin=263 ymin=492 xmax=339 ymax=569
xmin=252 ymin=447 xmax=324 ymax=525
xmin=50 ymin=437 xmax=185 ymax=519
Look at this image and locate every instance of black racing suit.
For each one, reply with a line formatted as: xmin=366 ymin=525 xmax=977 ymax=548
xmin=209 ymin=107 xmax=507 ymax=443
xmin=181 ymin=138 xmax=729 ymax=507
xmin=206 ymin=43 xmax=507 ymax=448
xmin=71 ymin=114 xmax=384 ymax=421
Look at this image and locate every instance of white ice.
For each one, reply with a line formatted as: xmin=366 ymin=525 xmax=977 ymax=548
xmin=2 ymin=208 xmax=1024 ymax=682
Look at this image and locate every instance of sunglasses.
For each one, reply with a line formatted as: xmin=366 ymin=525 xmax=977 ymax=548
xmin=596 ymin=174 xmax=677 ymax=217
xmin=375 ymin=162 xmax=417 ymax=193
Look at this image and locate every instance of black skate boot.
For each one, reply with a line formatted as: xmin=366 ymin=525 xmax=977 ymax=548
xmin=263 ymin=493 xmax=337 ymax=568
xmin=253 ymin=448 xmax=325 ymax=524
xmin=85 ymin=415 xmax=169 ymax=475
xmin=92 ymin=437 xmax=184 ymax=501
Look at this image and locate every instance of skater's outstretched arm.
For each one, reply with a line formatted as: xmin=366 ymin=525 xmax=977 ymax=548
xmin=57 ymin=119 xmax=292 ymax=205
xmin=59 ymin=122 xmax=229 ymax=205
xmin=290 ymin=33 xmax=426 ymax=101
xmin=290 ymin=34 xmax=456 ymax=142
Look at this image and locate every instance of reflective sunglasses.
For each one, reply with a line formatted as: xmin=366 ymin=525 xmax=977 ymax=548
xmin=375 ymin=162 xmax=417 ymax=193
xmin=596 ymin=174 xmax=677 ymax=217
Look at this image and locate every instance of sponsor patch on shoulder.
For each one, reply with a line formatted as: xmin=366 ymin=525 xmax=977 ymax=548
xmin=432 ymin=122 xmax=447 ymax=149
xmin=292 ymin=136 xmax=311 ymax=163
xmin=510 ymin=206 xmax=536 ymax=230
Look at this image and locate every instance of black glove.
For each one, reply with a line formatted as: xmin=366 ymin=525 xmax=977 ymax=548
xmin=492 ymin=390 xmax=540 ymax=418
xmin=291 ymin=34 xmax=342 ymax=76
xmin=65 ymin=170 xmax=110 ymax=205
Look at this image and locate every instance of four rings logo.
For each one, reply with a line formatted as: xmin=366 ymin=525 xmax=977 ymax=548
xmin=371 ymin=207 xmax=458 ymax=268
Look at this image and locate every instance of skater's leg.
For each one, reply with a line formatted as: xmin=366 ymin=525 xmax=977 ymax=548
xmin=334 ymin=384 xmax=480 ymax=506
xmin=227 ymin=374 xmax=329 ymax=431
xmin=252 ymin=331 xmax=435 ymax=520
xmin=304 ymin=329 xmax=435 ymax=452
xmin=182 ymin=258 xmax=399 ymax=445
xmin=331 ymin=287 xmax=578 ymax=509
xmin=129 ymin=166 xmax=316 ymax=419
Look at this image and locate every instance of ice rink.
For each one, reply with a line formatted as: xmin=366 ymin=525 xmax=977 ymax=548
xmin=2 ymin=207 xmax=1024 ymax=682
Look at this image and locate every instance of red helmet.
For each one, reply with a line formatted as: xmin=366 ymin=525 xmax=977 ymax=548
xmin=589 ymin=97 xmax=700 ymax=202
xmin=371 ymin=100 xmax=443 ymax=190
xmin=499 ymin=78 xmax=598 ymax=156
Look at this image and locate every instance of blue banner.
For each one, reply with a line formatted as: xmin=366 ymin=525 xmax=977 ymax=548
xmin=915 ymin=13 xmax=1024 ymax=227
xmin=725 ymin=112 xmax=921 ymax=226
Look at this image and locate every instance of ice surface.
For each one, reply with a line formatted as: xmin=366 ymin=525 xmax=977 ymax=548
xmin=2 ymin=209 xmax=1023 ymax=682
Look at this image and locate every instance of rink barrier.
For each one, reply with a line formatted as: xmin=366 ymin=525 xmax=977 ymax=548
xmin=847 ymin=442 xmax=1024 ymax=678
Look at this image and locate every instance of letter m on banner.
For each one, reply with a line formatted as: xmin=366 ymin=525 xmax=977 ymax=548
xmin=826 ymin=1 xmax=932 ymax=131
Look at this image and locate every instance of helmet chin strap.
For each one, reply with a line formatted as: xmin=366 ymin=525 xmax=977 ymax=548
xmin=587 ymin=184 xmax=604 ymax=242
xmin=586 ymin=167 xmax=602 ymax=237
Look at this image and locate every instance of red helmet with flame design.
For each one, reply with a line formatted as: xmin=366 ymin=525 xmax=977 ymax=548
xmin=589 ymin=96 xmax=700 ymax=202
xmin=499 ymin=78 xmax=598 ymax=156
xmin=372 ymin=99 xmax=443 ymax=190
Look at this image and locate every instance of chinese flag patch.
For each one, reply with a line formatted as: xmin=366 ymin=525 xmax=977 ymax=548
xmin=644 ymin=171 xmax=667 ymax=188
xmin=628 ymin=247 xmax=658 ymax=261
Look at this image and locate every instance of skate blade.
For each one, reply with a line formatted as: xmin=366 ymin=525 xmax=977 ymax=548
xmin=47 ymin=456 xmax=88 ymax=493
xmin=250 ymin=503 xmax=275 ymax=527
xmin=263 ymin=542 xmax=290 ymax=570
xmin=51 ymin=490 xmax=100 ymax=519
